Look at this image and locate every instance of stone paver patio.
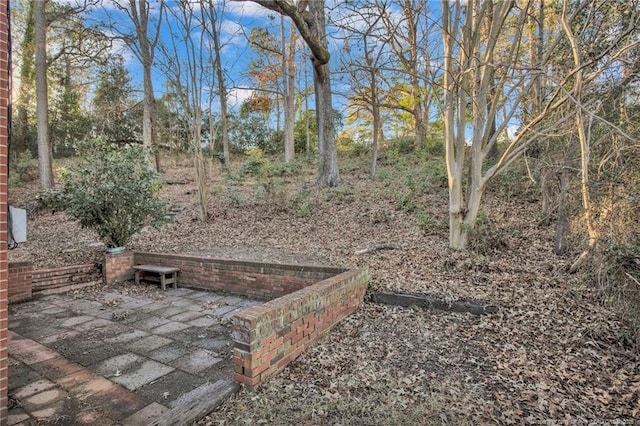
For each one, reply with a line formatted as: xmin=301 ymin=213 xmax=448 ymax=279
xmin=8 ymin=286 xmax=262 ymax=425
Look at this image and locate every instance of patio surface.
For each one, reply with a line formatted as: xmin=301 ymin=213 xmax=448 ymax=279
xmin=7 ymin=285 xmax=262 ymax=425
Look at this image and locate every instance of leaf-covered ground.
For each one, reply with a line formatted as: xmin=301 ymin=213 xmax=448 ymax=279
xmin=8 ymin=155 xmax=640 ymax=424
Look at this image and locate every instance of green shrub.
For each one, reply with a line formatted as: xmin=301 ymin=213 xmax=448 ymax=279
xmin=388 ymin=136 xmax=416 ymax=154
xmin=239 ymin=155 xmax=269 ymax=179
xmin=38 ymin=141 xmax=170 ymax=248
xmin=269 ymin=160 xmax=302 ymax=178
xmin=292 ymin=188 xmax=316 ymax=217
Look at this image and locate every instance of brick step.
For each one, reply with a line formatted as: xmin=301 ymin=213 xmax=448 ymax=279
xmin=31 ymin=271 xmax=99 ymax=284
xmin=35 ymin=280 xmax=100 ymax=296
xmin=32 ymin=264 xmax=96 ymax=279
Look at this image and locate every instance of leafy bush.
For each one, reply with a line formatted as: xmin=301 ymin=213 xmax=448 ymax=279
xmin=239 ymin=155 xmax=269 ymax=179
xmin=269 ymin=160 xmax=303 ymax=178
xmin=38 ymin=141 xmax=170 ymax=248
xmin=388 ymin=136 xmax=416 ymax=154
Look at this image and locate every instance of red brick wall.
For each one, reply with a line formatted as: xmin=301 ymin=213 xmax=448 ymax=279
xmin=232 ymin=268 xmax=369 ymax=388
xmin=103 ymin=251 xmax=369 ymax=388
xmin=133 ymin=252 xmax=346 ymax=299
xmin=103 ymin=251 xmax=135 ymax=285
xmin=8 ymin=262 xmax=32 ymax=303
xmin=0 ymin=2 xmax=10 ymax=422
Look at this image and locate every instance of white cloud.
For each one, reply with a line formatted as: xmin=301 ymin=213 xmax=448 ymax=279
xmin=224 ymin=1 xmax=271 ymax=18
xmin=227 ymin=87 xmax=253 ymax=108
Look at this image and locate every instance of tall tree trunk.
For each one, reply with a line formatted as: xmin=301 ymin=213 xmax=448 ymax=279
xmin=247 ymin=0 xmax=338 ymax=186
xmin=35 ymin=0 xmax=53 ymax=189
xmin=129 ymin=0 xmax=163 ymax=172
xmin=209 ymin=1 xmax=230 ymax=166
xmin=403 ymin=0 xmax=425 ymax=148
xmin=193 ymin=110 xmax=209 ymax=221
xmin=313 ymin=59 xmax=338 ymax=187
xmin=15 ymin=0 xmax=35 ymax=154
xmin=555 ymin=158 xmax=571 ymax=255
xmin=561 ymin=1 xmax=597 ymax=271
xmin=308 ymin=1 xmax=338 ymax=187
xmin=370 ymin=68 xmax=380 ymax=179
xmin=283 ymin=21 xmax=296 ymax=163
xmin=142 ymin=63 xmax=156 ymax=169
xmin=304 ymin=60 xmax=310 ymax=155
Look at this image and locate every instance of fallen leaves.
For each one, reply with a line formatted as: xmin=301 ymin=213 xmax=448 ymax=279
xmin=9 ymin=158 xmax=640 ymax=424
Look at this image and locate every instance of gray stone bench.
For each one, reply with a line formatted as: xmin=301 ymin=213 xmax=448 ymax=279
xmin=133 ymin=265 xmax=179 ymax=290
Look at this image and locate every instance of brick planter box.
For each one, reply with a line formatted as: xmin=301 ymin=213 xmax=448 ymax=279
xmin=106 ymin=251 xmax=369 ymax=388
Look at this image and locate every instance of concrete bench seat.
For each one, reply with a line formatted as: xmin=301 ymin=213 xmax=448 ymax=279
xmin=133 ymin=264 xmax=179 ymax=290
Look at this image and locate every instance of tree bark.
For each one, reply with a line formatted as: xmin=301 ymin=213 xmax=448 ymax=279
xmin=313 ymin=58 xmax=339 ymax=187
xmin=35 ymin=0 xmax=54 ymax=189
xmin=283 ymin=19 xmax=297 ymax=163
xmin=128 ymin=0 xmax=162 ymax=171
xmin=208 ymin=0 xmax=230 ymax=166
xmin=370 ymin=68 xmax=380 ymax=179
xmin=307 ymin=1 xmax=338 ymax=187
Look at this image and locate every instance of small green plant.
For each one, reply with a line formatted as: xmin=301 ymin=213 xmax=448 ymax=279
xmin=292 ymin=188 xmax=316 ymax=217
xmin=415 ymin=210 xmax=435 ymax=232
xmin=264 ymin=178 xmax=289 ymax=212
xmin=226 ymin=188 xmax=244 ymax=207
xmin=396 ymin=192 xmax=416 ymax=213
xmin=269 ymin=160 xmax=302 ymax=178
xmin=38 ymin=141 xmax=170 ymax=248
xmin=385 ymin=146 xmax=400 ymax=164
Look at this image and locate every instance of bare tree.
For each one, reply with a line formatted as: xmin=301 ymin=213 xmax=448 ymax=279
xmin=336 ymin=0 xmax=392 ymax=178
xmin=440 ymin=0 xmax=562 ymax=249
xmin=109 ymin=0 xmax=164 ymax=171
xmin=242 ymin=0 xmax=339 ymax=186
xmin=202 ymin=0 xmax=231 ymax=166
xmin=160 ymin=0 xmax=211 ymax=221
xmin=282 ymin=16 xmax=298 ymax=163
xmin=382 ymin=0 xmax=433 ymax=148
xmin=440 ymin=0 xmax=640 ymax=251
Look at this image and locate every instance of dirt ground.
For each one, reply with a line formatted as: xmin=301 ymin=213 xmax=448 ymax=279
xmin=8 ymin=155 xmax=640 ymax=424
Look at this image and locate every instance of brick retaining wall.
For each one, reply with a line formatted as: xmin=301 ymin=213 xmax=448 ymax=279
xmin=8 ymin=262 xmax=32 ymax=303
xmin=133 ymin=251 xmax=346 ymax=299
xmin=232 ymin=268 xmax=368 ymax=388
xmin=105 ymin=251 xmax=369 ymax=388
xmin=9 ymin=262 xmax=101 ymax=302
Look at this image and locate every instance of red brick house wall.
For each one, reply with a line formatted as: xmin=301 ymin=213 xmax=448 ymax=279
xmin=0 ymin=2 xmax=11 ymax=423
